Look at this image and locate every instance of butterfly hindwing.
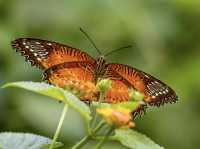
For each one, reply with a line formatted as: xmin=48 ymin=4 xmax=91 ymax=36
xmin=43 ymin=61 xmax=98 ymax=101
xmin=11 ymin=38 xmax=95 ymax=69
xmin=106 ymin=79 xmax=129 ymax=103
xmin=105 ymin=63 xmax=178 ymax=106
xmin=104 ymin=77 xmax=147 ymax=117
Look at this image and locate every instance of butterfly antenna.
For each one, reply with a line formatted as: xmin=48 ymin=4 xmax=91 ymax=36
xmin=104 ymin=45 xmax=132 ymax=57
xmin=79 ymin=27 xmax=102 ymax=55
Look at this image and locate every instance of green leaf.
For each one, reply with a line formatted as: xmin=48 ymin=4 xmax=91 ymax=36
xmin=0 ymin=132 xmax=62 ymax=149
xmin=92 ymin=102 xmax=112 ymax=109
xmin=2 ymin=81 xmax=91 ymax=121
xmin=92 ymin=101 xmax=140 ymax=111
xmin=129 ymin=88 xmax=144 ymax=101
xmin=112 ymin=129 xmax=164 ymax=149
xmin=115 ymin=101 xmax=140 ymax=111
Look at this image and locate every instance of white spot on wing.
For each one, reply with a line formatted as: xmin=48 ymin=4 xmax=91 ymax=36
xmin=145 ymin=74 xmax=150 ymax=78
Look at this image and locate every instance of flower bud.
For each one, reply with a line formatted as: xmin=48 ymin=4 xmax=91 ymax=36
xmin=129 ymin=89 xmax=144 ymax=101
xmin=97 ymin=107 xmax=135 ymax=128
xmin=97 ymin=79 xmax=112 ymax=93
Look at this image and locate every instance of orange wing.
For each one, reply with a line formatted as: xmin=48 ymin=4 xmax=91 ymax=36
xmin=43 ymin=61 xmax=98 ymax=101
xmin=105 ymin=63 xmax=178 ymax=107
xmin=11 ymin=38 xmax=95 ymax=69
xmin=105 ymin=80 xmax=129 ymax=103
xmin=105 ymin=79 xmax=147 ymax=116
xmin=11 ymin=38 xmax=98 ymax=100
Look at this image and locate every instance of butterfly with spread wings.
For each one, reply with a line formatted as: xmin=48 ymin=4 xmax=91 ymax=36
xmin=11 ymin=31 xmax=178 ymax=115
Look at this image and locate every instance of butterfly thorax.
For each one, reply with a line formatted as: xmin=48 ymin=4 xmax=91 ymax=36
xmin=94 ymin=55 xmax=107 ymax=82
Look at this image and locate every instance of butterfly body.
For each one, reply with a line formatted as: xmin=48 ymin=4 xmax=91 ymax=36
xmin=93 ymin=56 xmax=107 ymax=82
xmin=11 ymin=38 xmax=178 ymax=110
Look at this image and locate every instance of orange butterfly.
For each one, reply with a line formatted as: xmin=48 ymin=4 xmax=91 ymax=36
xmin=11 ymin=30 xmax=178 ymax=115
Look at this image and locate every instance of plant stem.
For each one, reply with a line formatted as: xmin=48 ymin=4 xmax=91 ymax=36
xmin=94 ymin=127 xmax=114 ymax=149
xmin=99 ymin=91 xmax=105 ymax=102
xmin=91 ymin=91 xmax=105 ymax=126
xmin=71 ymin=120 xmax=105 ymax=149
xmin=90 ymin=106 xmax=97 ymax=128
xmin=90 ymin=112 xmax=99 ymax=130
xmin=90 ymin=91 xmax=105 ymax=131
xmin=71 ymin=135 xmax=90 ymax=149
xmin=72 ymin=87 xmax=107 ymax=149
xmin=93 ymin=120 xmax=105 ymax=134
xmin=49 ymin=104 xmax=68 ymax=149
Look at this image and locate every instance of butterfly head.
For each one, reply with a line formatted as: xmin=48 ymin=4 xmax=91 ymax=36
xmin=93 ymin=55 xmax=107 ymax=82
xmin=96 ymin=55 xmax=106 ymax=64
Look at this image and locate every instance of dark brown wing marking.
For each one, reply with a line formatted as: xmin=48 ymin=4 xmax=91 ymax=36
xmin=43 ymin=61 xmax=95 ymax=80
xmin=11 ymin=38 xmax=95 ymax=69
xmin=105 ymin=63 xmax=178 ymax=106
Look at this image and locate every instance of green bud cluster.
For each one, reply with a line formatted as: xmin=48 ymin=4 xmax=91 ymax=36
xmin=129 ymin=88 xmax=144 ymax=101
xmin=97 ymin=79 xmax=112 ymax=93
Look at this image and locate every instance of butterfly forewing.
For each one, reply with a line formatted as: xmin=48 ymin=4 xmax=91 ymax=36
xmin=11 ymin=38 xmax=95 ymax=69
xmin=105 ymin=63 xmax=178 ymax=106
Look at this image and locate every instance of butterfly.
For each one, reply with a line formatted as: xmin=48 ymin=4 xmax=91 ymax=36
xmin=11 ymin=31 xmax=178 ymax=115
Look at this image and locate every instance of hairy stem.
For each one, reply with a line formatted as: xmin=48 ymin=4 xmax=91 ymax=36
xmin=49 ymin=104 xmax=68 ymax=149
xmin=72 ymin=120 xmax=105 ymax=149
xmin=93 ymin=120 xmax=105 ymax=134
xmin=94 ymin=127 xmax=114 ymax=149
xmin=90 ymin=91 xmax=105 ymax=129
xmin=71 ymin=135 xmax=90 ymax=149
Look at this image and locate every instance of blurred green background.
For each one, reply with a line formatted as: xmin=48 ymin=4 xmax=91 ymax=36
xmin=0 ymin=0 xmax=200 ymax=148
